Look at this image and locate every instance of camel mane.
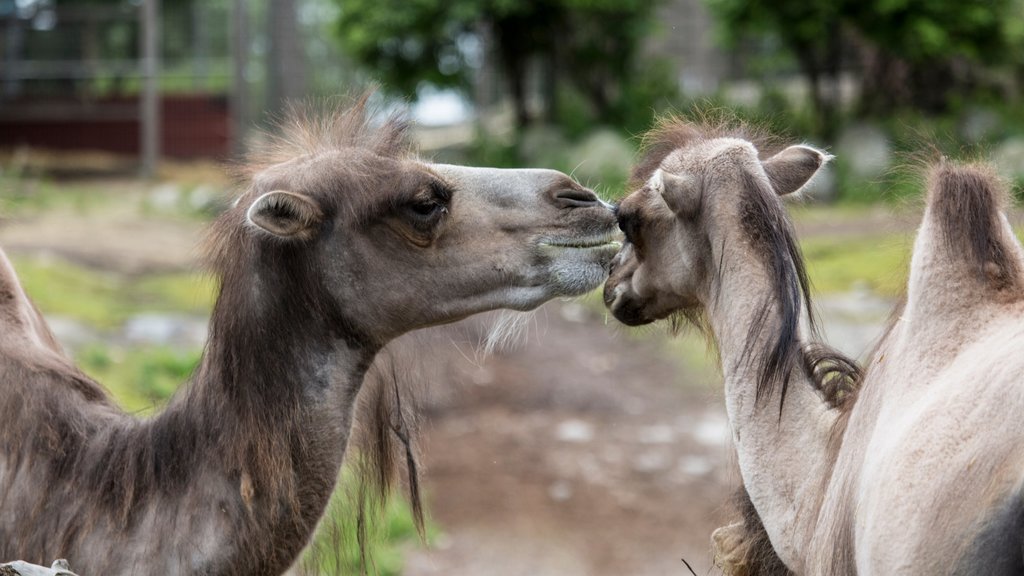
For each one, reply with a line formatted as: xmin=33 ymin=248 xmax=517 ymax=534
xmin=630 ymin=111 xmax=784 ymax=188
xmin=233 ymin=91 xmax=414 ymax=179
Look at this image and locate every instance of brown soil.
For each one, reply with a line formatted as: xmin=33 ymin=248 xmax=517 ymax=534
xmin=402 ymin=305 xmax=738 ymax=576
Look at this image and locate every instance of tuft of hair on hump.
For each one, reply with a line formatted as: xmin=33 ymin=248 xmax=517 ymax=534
xmin=925 ymin=159 xmax=1023 ymax=293
xmin=630 ymin=107 xmax=784 ymax=188
xmin=233 ymin=89 xmax=414 ymax=180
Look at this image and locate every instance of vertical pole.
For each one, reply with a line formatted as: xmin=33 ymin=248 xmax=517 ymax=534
xmin=192 ymin=1 xmax=209 ymax=90
xmin=4 ymin=14 xmax=24 ymax=99
xmin=266 ymin=0 xmax=306 ymax=115
xmin=140 ymin=0 xmax=160 ymax=178
xmin=231 ymin=0 xmax=249 ymax=156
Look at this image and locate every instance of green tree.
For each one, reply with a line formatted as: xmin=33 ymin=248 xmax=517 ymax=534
xmin=704 ymin=0 xmax=844 ymax=137
xmin=704 ymin=0 xmax=1024 ymax=128
xmin=333 ymin=0 xmax=664 ymax=129
xmin=847 ymin=0 xmax=1024 ymax=115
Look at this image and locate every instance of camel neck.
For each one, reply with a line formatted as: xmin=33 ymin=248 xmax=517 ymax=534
xmin=154 ymin=271 xmax=378 ymax=573
xmin=705 ymin=243 xmax=837 ymax=572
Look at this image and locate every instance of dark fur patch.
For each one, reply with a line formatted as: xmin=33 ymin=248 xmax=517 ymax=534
xmin=953 ymin=489 xmax=1024 ymax=576
xmin=731 ymin=487 xmax=795 ymax=576
xmin=736 ymin=171 xmax=862 ymax=410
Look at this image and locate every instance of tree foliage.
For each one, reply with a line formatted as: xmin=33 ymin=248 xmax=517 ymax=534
xmin=705 ymin=0 xmax=1024 ymax=126
xmin=333 ymin=0 xmax=667 ymax=129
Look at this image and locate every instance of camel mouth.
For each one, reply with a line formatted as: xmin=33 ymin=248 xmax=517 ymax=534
xmin=539 ymin=234 xmax=623 ymax=250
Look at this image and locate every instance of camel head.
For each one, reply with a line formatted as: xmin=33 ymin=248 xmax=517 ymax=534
xmin=214 ymin=96 xmax=619 ymax=347
xmin=604 ymin=120 xmax=830 ymax=326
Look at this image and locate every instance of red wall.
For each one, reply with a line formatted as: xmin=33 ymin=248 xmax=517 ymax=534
xmin=0 ymin=94 xmax=231 ymax=159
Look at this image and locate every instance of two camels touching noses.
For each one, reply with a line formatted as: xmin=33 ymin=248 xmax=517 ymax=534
xmin=605 ymin=115 xmax=1024 ymax=575
xmin=3 ymin=91 xmax=1021 ymax=576
xmin=0 ymin=95 xmax=620 ymax=574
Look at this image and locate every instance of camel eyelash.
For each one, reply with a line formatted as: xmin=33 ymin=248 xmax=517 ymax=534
xmin=429 ymin=180 xmax=453 ymax=202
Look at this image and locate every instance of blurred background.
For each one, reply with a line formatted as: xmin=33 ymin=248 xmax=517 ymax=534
xmin=2 ymin=0 xmax=1024 ymax=574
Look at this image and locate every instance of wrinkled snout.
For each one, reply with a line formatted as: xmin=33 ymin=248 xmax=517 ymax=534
xmin=603 ymin=243 xmax=651 ymax=325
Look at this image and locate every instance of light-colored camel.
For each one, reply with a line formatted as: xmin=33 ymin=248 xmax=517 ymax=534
xmin=804 ymin=161 xmax=1024 ymax=575
xmin=605 ymin=117 xmax=1024 ymax=574
xmin=0 ymin=94 xmax=620 ymax=574
xmin=603 ymin=117 xmax=858 ymax=574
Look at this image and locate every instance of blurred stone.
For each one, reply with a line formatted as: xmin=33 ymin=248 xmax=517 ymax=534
xmin=678 ymin=455 xmax=713 ymax=477
xmin=961 ymin=107 xmax=1003 ymax=142
xmin=835 ymin=124 xmax=891 ymax=180
xmin=548 ymin=480 xmax=573 ymax=502
xmin=187 ymin=184 xmax=221 ymax=213
xmin=636 ymin=424 xmax=674 ymax=445
xmin=46 ymin=315 xmax=97 ymax=353
xmin=558 ymin=302 xmax=588 ymax=323
xmin=555 ymin=419 xmax=595 ymax=443
xmin=147 ymin=183 xmax=183 ymax=211
xmin=124 ymin=313 xmax=207 ymax=347
xmin=691 ymin=413 xmax=730 ymax=447
xmin=992 ymin=137 xmax=1024 ymax=181
xmin=631 ymin=449 xmax=672 ymax=473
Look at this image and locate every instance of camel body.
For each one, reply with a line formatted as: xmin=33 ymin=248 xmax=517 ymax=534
xmin=604 ymin=118 xmax=1023 ymax=575
xmin=0 ymin=96 xmax=620 ymax=574
xmin=807 ymin=164 xmax=1024 ymax=575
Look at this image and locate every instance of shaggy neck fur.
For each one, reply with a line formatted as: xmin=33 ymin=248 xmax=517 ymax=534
xmin=0 ymin=236 xmax=377 ymax=575
xmin=704 ymin=194 xmax=844 ymax=572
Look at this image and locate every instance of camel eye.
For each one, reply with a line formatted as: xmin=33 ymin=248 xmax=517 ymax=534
xmin=410 ymin=201 xmax=443 ymax=217
xmin=618 ymin=213 xmax=640 ymax=244
xmin=404 ymin=198 xmax=448 ymax=234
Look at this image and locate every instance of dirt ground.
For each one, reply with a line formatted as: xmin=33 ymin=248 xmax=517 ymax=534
xmin=397 ymin=306 xmax=736 ymax=576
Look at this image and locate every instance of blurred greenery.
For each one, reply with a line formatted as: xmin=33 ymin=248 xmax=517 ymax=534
xmin=334 ymin=0 xmax=672 ymax=129
xmin=301 ymin=473 xmax=427 ymax=576
xmin=10 ymin=256 xmax=214 ymax=329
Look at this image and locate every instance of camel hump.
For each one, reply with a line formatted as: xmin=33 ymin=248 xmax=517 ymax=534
xmin=925 ymin=161 xmax=1024 ymax=294
xmin=0 ymin=247 xmax=65 ymax=354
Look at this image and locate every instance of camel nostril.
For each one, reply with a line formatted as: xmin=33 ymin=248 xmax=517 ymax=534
xmin=553 ymin=188 xmax=601 ymax=208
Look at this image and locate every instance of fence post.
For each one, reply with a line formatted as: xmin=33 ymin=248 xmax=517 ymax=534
xmin=140 ymin=0 xmax=160 ymax=178
xmin=231 ymin=0 xmax=249 ymax=156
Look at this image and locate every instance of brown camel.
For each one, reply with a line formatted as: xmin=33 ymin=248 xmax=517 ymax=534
xmin=602 ymin=117 xmax=859 ymax=574
xmin=605 ymin=115 xmax=1024 ymax=574
xmin=0 ymin=94 xmax=620 ymax=574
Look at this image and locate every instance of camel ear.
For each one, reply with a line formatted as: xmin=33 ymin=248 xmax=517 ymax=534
xmin=246 ymin=190 xmax=323 ymax=239
xmin=763 ymin=145 xmax=831 ymax=196
xmin=656 ymin=169 xmax=700 ymax=219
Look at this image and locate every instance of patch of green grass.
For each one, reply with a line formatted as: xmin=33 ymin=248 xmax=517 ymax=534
xmin=300 ymin=467 xmax=430 ymax=576
xmin=801 ymin=234 xmax=912 ymax=296
xmin=11 ymin=257 xmax=128 ymax=329
xmin=77 ymin=344 xmax=202 ymax=414
xmin=11 ymin=256 xmax=215 ymax=329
